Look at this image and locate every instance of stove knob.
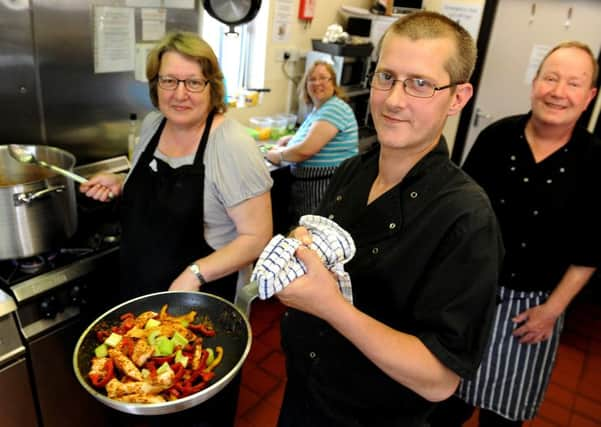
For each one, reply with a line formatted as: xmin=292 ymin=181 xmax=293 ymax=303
xmin=70 ymin=284 xmax=88 ymax=306
xmin=40 ymin=295 xmax=59 ymax=318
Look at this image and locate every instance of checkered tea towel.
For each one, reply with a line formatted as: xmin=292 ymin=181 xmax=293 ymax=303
xmin=251 ymin=215 xmax=356 ymax=304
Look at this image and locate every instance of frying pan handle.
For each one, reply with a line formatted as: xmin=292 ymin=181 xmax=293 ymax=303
xmin=235 ymin=281 xmax=259 ymax=317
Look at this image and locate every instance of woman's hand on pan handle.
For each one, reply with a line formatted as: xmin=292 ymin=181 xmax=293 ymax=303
xmin=79 ymin=173 xmax=124 ymax=202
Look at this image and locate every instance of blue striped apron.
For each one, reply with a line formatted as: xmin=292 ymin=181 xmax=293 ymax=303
xmin=456 ymin=286 xmax=564 ymax=421
xmin=290 ymin=165 xmax=337 ymax=218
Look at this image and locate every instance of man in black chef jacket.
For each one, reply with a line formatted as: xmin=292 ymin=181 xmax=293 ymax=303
xmin=274 ymin=10 xmax=504 ymax=427
xmin=430 ymin=41 xmax=601 ymax=427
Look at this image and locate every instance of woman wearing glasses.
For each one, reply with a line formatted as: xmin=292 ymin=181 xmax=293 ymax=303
xmin=265 ymin=60 xmax=358 ymax=223
xmin=80 ymin=31 xmax=272 ymax=426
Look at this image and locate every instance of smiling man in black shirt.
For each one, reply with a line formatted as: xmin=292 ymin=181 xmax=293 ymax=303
xmin=274 ymin=11 xmax=504 ymax=427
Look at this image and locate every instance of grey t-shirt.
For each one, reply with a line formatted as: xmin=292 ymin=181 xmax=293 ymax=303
xmin=129 ymin=111 xmax=273 ymax=250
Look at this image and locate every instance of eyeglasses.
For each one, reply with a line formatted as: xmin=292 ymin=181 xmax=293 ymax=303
xmin=308 ymin=77 xmax=332 ymax=84
xmin=157 ymin=75 xmax=210 ymax=92
xmin=370 ymin=71 xmax=463 ymax=98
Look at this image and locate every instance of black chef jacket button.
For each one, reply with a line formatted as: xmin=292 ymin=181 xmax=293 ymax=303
xmin=372 ymin=247 xmax=379 ymax=254
xmin=533 ymin=210 xmax=539 ymax=216
xmin=510 ymin=166 xmax=516 ymax=171
xmin=560 ymin=167 xmax=566 ymax=173
xmin=546 ymin=179 xmax=552 ymax=184
xmin=523 ymin=177 xmax=529 ymax=183
xmin=510 ymin=155 xmax=516 ymax=160
xmin=521 ymin=242 xmax=527 ymax=248
xmin=328 ymin=214 xmax=335 ymax=219
xmin=499 ymin=199 xmax=505 ymax=204
xmin=389 ymin=222 xmax=396 ymax=230
xmin=511 ymin=272 xmax=516 ymax=278
xmin=410 ymin=191 xmax=418 ymax=199
xmin=309 ymin=351 xmax=317 ymax=359
xmin=336 ymin=195 xmax=343 ymax=202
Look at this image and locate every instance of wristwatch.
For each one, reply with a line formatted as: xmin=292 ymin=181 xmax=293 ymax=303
xmin=188 ymin=263 xmax=207 ymax=286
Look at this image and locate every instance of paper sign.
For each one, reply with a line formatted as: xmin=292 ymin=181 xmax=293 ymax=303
xmin=94 ymin=6 xmax=135 ymax=73
xmin=442 ymin=2 xmax=483 ymax=41
xmin=273 ymin=0 xmax=294 ymax=42
xmin=125 ymin=0 xmax=161 ymax=7
xmin=164 ymin=0 xmax=194 ymax=8
xmin=141 ymin=8 xmax=166 ymax=40
xmin=524 ymin=44 xmax=552 ymax=85
xmin=135 ymin=43 xmax=156 ymax=82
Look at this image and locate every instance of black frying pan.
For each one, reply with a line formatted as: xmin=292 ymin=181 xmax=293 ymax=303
xmin=72 ymin=289 xmax=255 ymax=415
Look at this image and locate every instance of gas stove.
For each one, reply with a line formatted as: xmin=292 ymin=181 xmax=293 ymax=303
xmin=0 ymin=156 xmax=128 ymax=427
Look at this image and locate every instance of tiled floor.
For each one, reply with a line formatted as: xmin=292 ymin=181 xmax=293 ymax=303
xmin=235 ymin=293 xmax=601 ymax=427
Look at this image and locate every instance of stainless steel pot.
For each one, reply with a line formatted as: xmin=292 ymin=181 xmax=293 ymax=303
xmin=0 ymin=144 xmax=78 ymax=259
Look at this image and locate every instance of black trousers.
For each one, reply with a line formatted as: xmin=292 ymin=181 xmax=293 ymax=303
xmin=428 ymin=396 xmax=523 ymax=427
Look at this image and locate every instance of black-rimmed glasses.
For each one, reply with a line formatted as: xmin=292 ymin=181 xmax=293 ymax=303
xmin=157 ymin=75 xmax=210 ymax=92
xmin=370 ymin=71 xmax=464 ymax=98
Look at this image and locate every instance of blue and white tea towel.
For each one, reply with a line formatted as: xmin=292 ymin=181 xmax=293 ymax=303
xmin=251 ymin=215 xmax=356 ymax=304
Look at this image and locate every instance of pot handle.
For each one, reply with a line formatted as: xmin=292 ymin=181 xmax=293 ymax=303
xmin=13 ymin=185 xmax=66 ymax=206
xmin=234 ymin=281 xmax=259 ymax=318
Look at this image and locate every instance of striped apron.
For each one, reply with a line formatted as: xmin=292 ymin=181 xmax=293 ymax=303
xmin=290 ymin=165 xmax=337 ymax=220
xmin=456 ymin=286 xmax=564 ymax=421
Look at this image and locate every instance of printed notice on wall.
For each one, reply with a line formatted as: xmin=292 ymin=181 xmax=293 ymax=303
xmin=441 ymin=2 xmax=483 ymax=41
xmin=142 ymin=8 xmax=166 ymax=40
xmin=164 ymin=0 xmax=194 ymax=8
xmin=94 ymin=6 xmax=135 ymax=73
xmin=524 ymin=44 xmax=552 ymax=85
xmin=135 ymin=43 xmax=155 ymax=82
xmin=125 ymin=0 xmax=161 ymax=7
xmin=273 ymin=0 xmax=294 ymax=42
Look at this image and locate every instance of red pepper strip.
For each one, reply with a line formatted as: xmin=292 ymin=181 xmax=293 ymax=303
xmin=88 ymin=359 xmax=114 ymax=388
xmin=188 ymin=323 xmax=216 ymax=337
xmin=120 ymin=317 xmax=136 ymax=332
xmin=144 ymin=360 xmax=157 ymax=379
xmin=96 ymin=330 xmax=111 ymax=343
xmin=171 ymin=363 xmax=185 ymax=382
xmin=151 ymin=354 xmax=175 ymax=364
xmin=120 ymin=312 xmax=135 ymax=320
xmin=180 ymin=382 xmax=208 ymax=397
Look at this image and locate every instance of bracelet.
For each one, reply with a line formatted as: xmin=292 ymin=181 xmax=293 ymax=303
xmin=188 ymin=263 xmax=207 ymax=286
xmin=279 ymin=150 xmax=285 ymax=164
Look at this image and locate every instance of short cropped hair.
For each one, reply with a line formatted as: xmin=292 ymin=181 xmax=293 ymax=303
xmin=298 ymin=60 xmax=348 ymax=107
xmin=378 ymin=10 xmax=477 ymax=84
xmin=535 ymin=41 xmax=599 ymax=87
xmin=146 ymin=31 xmax=227 ymax=113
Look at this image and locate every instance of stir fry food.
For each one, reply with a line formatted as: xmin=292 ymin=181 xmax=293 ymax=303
xmin=87 ymin=304 xmax=224 ymax=403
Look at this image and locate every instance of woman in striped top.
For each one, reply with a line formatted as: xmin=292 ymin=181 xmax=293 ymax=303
xmin=265 ymin=60 xmax=359 ymax=222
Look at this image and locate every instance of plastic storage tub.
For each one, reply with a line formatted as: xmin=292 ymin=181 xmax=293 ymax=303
xmin=249 ymin=116 xmax=273 ymax=140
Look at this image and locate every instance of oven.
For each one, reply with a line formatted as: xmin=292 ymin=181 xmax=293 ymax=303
xmin=0 ymin=156 xmax=128 ymax=427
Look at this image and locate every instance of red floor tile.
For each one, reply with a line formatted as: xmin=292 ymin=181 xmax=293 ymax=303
xmin=538 ymin=399 xmax=572 ymax=426
xmin=569 ymin=414 xmax=601 ymax=427
xmin=573 ymin=396 xmax=601 ymax=423
xmin=258 ymin=351 xmax=286 ymax=378
xmin=545 ymin=382 xmax=576 ymax=409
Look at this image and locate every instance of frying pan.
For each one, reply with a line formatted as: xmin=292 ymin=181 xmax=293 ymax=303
xmin=73 ymin=286 xmax=258 ymax=415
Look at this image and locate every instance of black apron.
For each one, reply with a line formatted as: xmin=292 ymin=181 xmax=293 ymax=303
xmin=120 ymin=110 xmax=237 ymax=302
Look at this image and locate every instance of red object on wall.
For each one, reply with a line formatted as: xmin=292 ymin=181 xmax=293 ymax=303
xmin=298 ymin=0 xmax=315 ymax=20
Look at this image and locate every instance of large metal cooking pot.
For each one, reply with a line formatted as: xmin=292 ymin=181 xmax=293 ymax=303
xmin=73 ymin=286 xmax=259 ymax=415
xmin=0 ymin=144 xmax=78 ymax=259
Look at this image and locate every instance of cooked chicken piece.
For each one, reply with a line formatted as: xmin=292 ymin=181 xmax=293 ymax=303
xmin=158 ymin=321 xmax=196 ymax=341
xmin=89 ymin=357 xmax=111 ymax=377
xmin=154 ymin=367 xmax=175 ymax=388
xmin=191 ymin=343 xmax=203 ymax=370
xmin=131 ymin=338 xmax=154 ymax=367
xmin=115 ymin=393 xmax=166 ymax=404
xmin=106 ymin=378 xmax=166 ymax=398
xmin=109 ymin=348 xmax=143 ymax=381
xmin=125 ymin=326 xmax=146 ymax=339
xmin=134 ymin=311 xmax=158 ymax=328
